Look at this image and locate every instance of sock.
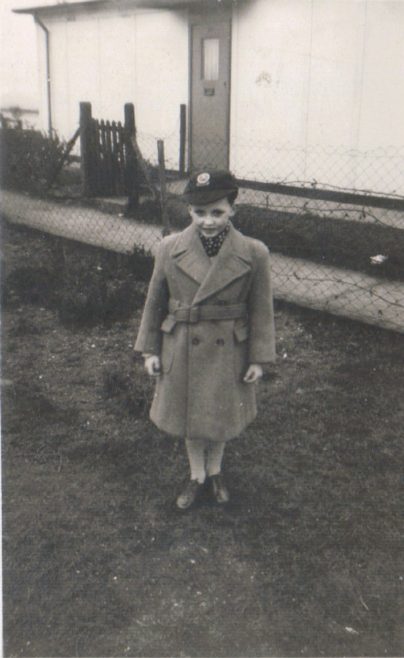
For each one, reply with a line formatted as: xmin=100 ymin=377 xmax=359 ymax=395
xmin=206 ymin=440 xmax=226 ymax=477
xmin=185 ymin=438 xmax=207 ymax=483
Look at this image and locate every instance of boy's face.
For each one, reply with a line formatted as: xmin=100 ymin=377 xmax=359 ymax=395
xmin=188 ymin=197 xmax=235 ymax=237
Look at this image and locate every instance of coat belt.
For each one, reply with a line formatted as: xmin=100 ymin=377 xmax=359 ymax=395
xmin=168 ymin=299 xmax=247 ymax=323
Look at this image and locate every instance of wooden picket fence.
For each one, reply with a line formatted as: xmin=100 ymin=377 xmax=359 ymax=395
xmin=80 ymin=102 xmax=138 ymax=198
xmin=79 ymin=101 xmax=187 ymax=199
xmin=91 ymin=119 xmax=125 ymax=194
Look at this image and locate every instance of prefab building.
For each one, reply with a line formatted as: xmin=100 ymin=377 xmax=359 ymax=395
xmin=16 ymin=0 xmax=404 ymax=194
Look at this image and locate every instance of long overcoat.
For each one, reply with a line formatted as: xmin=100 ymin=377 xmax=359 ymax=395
xmin=134 ymin=222 xmax=276 ymax=441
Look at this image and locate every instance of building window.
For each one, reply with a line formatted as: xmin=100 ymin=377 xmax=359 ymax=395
xmin=203 ymin=38 xmax=219 ymax=80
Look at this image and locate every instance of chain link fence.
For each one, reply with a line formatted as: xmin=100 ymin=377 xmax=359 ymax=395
xmin=1 ymin=123 xmax=403 ymax=333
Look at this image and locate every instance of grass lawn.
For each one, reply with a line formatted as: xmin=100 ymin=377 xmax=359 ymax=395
xmin=2 ymin=220 xmax=404 ymax=657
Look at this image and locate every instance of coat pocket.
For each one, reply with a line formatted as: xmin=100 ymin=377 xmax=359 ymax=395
xmin=160 ymin=315 xmax=176 ymax=374
xmin=233 ymin=322 xmax=249 ymax=343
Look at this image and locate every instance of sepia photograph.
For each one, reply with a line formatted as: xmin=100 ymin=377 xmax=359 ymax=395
xmin=1 ymin=0 xmax=403 ymax=656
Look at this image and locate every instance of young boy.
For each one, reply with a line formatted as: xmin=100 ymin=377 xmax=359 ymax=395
xmin=134 ymin=171 xmax=276 ymax=509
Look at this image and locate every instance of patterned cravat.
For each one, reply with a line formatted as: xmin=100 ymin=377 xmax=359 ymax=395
xmin=199 ymin=223 xmax=230 ymax=257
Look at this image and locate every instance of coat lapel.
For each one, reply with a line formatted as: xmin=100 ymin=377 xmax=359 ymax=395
xmin=171 ymin=223 xmax=252 ymax=304
xmin=192 ymin=224 xmax=252 ymax=304
xmin=171 ymin=224 xmax=211 ymax=285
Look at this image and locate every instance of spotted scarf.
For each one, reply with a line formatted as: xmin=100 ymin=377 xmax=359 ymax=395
xmin=199 ymin=223 xmax=230 ymax=257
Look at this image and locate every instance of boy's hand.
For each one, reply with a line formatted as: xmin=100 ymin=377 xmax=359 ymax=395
xmin=243 ymin=364 xmax=263 ymax=383
xmin=144 ymin=355 xmax=161 ymax=377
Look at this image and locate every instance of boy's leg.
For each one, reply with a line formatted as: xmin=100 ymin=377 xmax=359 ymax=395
xmin=185 ymin=438 xmax=207 ymax=483
xmin=176 ymin=438 xmax=207 ymax=510
xmin=206 ymin=440 xmax=226 ymax=477
xmin=206 ymin=440 xmax=229 ymax=503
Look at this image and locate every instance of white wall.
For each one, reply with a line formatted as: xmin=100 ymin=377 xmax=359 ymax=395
xmin=231 ymin=0 xmax=404 ymax=194
xmin=230 ymin=0 xmax=312 ymax=181
xmin=133 ymin=10 xmax=188 ymax=165
xmin=35 ymin=0 xmax=404 ymax=193
xmin=355 ymin=0 xmax=404 ymax=192
xmin=0 ymin=0 xmax=38 ymax=110
xmin=38 ymin=5 xmax=188 ymax=165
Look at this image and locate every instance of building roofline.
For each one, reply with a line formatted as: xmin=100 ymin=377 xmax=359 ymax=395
xmin=14 ymin=0 xmax=103 ymax=14
xmin=14 ymin=1 xmax=97 ymax=14
xmin=13 ymin=0 xmax=240 ymax=15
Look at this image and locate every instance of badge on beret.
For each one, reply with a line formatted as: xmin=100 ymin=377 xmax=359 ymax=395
xmin=196 ymin=172 xmax=210 ymax=187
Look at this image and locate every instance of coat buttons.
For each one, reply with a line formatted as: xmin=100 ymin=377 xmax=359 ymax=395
xmin=191 ymin=337 xmax=200 ymax=346
xmin=216 ymin=338 xmax=225 ymax=346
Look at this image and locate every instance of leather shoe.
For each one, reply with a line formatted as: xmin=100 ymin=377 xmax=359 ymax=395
xmin=176 ymin=479 xmax=204 ymax=510
xmin=210 ymin=473 xmax=230 ymax=504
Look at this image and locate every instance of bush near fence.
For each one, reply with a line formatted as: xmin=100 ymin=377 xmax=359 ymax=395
xmin=0 ymin=125 xmax=72 ymax=195
xmin=2 ymin=221 xmax=153 ymax=329
xmin=234 ymin=205 xmax=404 ymax=282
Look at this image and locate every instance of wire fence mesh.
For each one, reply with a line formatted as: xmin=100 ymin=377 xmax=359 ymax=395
xmin=1 ymin=124 xmax=403 ymax=333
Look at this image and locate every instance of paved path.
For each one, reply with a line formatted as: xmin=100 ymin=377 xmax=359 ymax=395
xmin=2 ymin=190 xmax=403 ymax=334
xmin=0 ymin=191 xmax=162 ymax=255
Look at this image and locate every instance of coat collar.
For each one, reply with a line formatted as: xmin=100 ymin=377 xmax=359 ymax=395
xmin=171 ymin=222 xmax=252 ymax=304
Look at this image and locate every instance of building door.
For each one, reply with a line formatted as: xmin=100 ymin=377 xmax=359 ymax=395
xmin=190 ymin=8 xmax=231 ymax=171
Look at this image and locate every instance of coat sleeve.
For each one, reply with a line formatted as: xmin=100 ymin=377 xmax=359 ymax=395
xmin=247 ymin=242 xmax=276 ymax=364
xmin=134 ymin=240 xmax=169 ymax=355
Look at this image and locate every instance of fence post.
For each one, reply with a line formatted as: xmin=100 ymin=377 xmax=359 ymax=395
xmin=179 ymin=104 xmax=186 ymax=176
xmin=157 ymin=139 xmax=170 ymax=236
xmin=80 ymin=102 xmax=93 ymax=196
xmin=124 ymin=102 xmax=139 ymax=210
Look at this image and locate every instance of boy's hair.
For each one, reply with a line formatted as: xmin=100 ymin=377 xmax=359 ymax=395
xmin=183 ymin=170 xmax=238 ymax=206
xmin=226 ymin=190 xmax=238 ymax=205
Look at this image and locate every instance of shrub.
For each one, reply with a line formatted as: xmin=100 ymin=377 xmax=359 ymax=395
xmin=57 ymin=246 xmax=148 ymax=328
xmin=126 ymin=196 xmax=190 ymax=231
xmin=234 ymin=204 xmax=404 ymax=281
xmin=0 ymin=125 xmax=67 ymax=194
xmin=129 ymin=245 xmax=154 ymax=281
xmin=2 ymin=224 xmax=150 ymax=327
